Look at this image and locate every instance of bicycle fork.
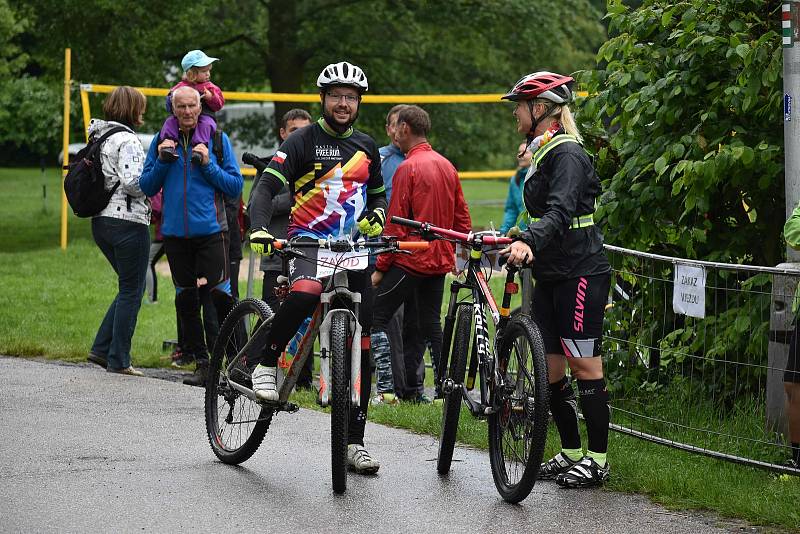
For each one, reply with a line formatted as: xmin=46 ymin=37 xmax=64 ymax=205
xmin=317 ymin=275 xmax=363 ymax=408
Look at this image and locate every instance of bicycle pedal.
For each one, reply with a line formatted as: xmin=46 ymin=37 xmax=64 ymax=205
xmin=275 ymin=402 xmax=299 ymax=413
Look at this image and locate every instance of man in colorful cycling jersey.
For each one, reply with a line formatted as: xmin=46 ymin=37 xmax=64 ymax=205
xmin=501 ymin=71 xmax=612 ymax=488
xmin=248 ymin=61 xmax=387 ymax=474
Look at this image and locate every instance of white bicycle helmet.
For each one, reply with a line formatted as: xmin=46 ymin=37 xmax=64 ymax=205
xmin=316 ymin=61 xmax=369 ymax=93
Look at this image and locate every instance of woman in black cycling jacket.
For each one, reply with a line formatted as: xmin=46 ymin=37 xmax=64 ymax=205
xmin=501 ymin=71 xmax=612 ymax=488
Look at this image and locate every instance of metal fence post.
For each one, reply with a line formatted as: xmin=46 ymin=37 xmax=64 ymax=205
xmin=769 ymin=1 xmax=800 ymax=433
xmin=767 ymin=265 xmax=799 ymax=433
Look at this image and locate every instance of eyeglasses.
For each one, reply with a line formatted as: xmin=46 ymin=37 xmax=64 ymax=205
xmin=326 ymin=92 xmax=358 ymax=103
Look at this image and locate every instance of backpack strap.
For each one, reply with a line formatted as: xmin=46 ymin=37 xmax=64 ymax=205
xmin=92 ymin=125 xmax=131 ymax=145
xmin=94 ymin=126 xmax=131 ymax=195
xmin=213 ymin=129 xmax=224 ymax=165
xmin=63 ymin=126 xmax=129 ymax=170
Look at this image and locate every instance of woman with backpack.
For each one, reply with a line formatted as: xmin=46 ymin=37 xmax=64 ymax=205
xmin=86 ymin=86 xmax=151 ymax=376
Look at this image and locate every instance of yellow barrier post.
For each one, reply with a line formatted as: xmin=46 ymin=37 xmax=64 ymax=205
xmin=80 ymin=86 xmax=92 ymax=141
xmin=60 ymin=48 xmax=71 ymax=250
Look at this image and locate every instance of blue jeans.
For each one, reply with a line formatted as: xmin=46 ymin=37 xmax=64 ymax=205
xmin=91 ymin=216 xmax=150 ymax=370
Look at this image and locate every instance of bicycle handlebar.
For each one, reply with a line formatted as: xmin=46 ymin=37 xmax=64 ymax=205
xmin=390 ymin=216 xmax=422 ymax=229
xmin=270 ymin=237 xmax=429 ymax=252
xmin=390 ymin=216 xmax=513 ymax=246
xmin=241 ymin=152 xmax=271 ymax=173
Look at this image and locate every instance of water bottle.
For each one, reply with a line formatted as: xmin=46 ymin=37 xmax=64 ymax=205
xmin=280 ymin=317 xmax=312 ymax=369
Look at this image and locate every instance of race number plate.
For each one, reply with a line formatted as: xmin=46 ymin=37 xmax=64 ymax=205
xmin=316 ymin=249 xmax=368 ymax=277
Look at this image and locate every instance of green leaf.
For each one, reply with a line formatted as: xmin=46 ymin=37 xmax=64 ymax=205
xmin=661 ymin=8 xmax=674 ymax=28
xmin=740 ymin=147 xmax=754 ymax=165
xmin=735 ymin=43 xmax=749 ymax=59
xmin=654 ymin=155 xmax=668 ymax=175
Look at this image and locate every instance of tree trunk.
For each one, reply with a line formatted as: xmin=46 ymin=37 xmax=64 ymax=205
xmin=267 ymin=0 xmax=311 ymax=140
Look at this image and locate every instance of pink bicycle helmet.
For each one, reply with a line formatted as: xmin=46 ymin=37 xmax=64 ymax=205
xmin=501 ymin=71 xmax=574 ymax=103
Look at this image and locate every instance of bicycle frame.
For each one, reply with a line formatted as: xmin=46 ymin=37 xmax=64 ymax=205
xmin=388 ymin=216 xmax=532 ymax=418
xmin=223 ymin=237 xmax=425 ymax=412
xmin=441 ymin=240 xmax=523 ymax=417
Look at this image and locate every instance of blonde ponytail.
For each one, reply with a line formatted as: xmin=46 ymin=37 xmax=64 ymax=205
xmin=558 ymin=105 xmax=583 ymax=144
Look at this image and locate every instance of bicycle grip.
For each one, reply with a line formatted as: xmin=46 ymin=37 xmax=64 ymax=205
xmin=398 ymin=241 xmax=429 ymax=250
xmin=242 ymin=152 xmax=269 ymax=173
xmin=391 ymin=216 xmax=422 ymax=228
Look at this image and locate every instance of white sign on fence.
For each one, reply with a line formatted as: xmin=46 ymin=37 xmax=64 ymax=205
xmin=672 ymin=263 xmax=706 ymax=318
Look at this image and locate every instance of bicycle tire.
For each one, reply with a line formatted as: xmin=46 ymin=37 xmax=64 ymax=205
xmin=437 ymin=303 xmax=471 ymax=475
xmin=205 ymin=298 xmax=274 ymax=465
xmin=488 ymin=314 xmax=549 ymax=503
xmin=330 ymin=313 xmax=350 ymax=494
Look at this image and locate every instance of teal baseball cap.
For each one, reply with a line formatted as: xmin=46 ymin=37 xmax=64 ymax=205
xmin=181 ymin=50 xmax=219 ymax=71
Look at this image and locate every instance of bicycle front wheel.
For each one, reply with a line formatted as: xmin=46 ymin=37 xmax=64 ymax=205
xmin=205 ymin=298 xmax=274 ymax=465
xmin=437 ymin=303 xmax=471 ymax=475
xmin=330 ymin=313 xmax=350 ymax=494
xmin=488 ymin=314 xmax=549 ymax=503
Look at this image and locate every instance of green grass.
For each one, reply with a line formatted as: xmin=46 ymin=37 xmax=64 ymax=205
xmin=460 ymin=179 xmax=508 ymax=230
xmin=2 ymin=167 xmax=799 ymax=530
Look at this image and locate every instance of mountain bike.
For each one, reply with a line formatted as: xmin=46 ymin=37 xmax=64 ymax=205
xmin=204 ymin=235 xmax=426 ymax=494
xmin=391 ymin=216 xmax=549 ymax=503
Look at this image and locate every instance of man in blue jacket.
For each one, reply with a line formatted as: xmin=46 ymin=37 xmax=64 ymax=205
xmin=140 ymin=86 xmax=244 ymax=387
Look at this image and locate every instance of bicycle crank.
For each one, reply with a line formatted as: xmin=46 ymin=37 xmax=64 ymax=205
xmin=442 ymin=378 xmax=462 ymax=395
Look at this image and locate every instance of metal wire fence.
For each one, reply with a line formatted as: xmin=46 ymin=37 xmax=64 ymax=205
xmin=603 ymin=245 xmax=800 ymax=476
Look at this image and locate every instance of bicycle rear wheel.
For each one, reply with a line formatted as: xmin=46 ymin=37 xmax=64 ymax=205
xmin=437 ymin=303 xmax=471 ymax=475
xmin=330 ymin=313 xmax=350 ymax=494
xmin=488 ymin=314 xmax=549 ymax=503
xmin=205 ymin=298 xmax=274 ymax=465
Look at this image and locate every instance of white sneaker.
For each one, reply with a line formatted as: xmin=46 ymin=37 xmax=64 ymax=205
xmin=347 ymin=444 xmax=380 ymax=474
xmin=370 ymin=392 xmax=399 ymax=406
xmin=252 ymin=364 xmax=278 ymax=402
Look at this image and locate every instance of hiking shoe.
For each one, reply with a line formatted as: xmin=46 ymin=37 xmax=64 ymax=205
xmin=347 ymin=444 xmax=380 ymax=475
xmin=107 ymin=366 xmax=144 ymax=377
xmin=555 ymin=456 xmax=609 ymax=488
xmin=252 ymin=364 xmax=279 ymax=402
xmin=183 ymin=362 xmax=209 ymax=387
xmin=159 ymin=146 xmax=179 ymax=163
xmin=539 ymin=452 xmax=580 ymax=480
xmin=87 ymin=352 xmax=107 ymax=369
xmin=171 ymin=349 xmax=194 ymax=368
xmin=190 ymin=150 xmax=203 ymax=166
xmin=404 ymin=393 xmax=432 ymax=404
xmin=370 ymin=392 xmax=399 ymax=406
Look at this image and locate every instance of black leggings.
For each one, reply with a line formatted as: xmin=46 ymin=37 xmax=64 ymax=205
xmin=372 ymin=266 xmax=444 ymax=397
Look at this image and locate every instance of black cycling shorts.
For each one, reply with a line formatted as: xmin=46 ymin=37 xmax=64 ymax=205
xmin=787 ymin=320 xmax=800 ymax=383
xmin=532 ymin=272 xmax=610 ymax=358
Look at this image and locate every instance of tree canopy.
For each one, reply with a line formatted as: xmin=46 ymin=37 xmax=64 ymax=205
xmin=2 ymin=0 xmax=606 ymax=167
xmin=579 ymin=0 xmax=782 ymax=265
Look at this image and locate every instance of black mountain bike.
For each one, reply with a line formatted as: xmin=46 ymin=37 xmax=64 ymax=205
xmin=392 ymin=216 xmax=549 ymax=503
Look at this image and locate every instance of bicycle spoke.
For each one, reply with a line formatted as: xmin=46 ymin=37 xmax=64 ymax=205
xmin=205 ymin=298 xmax=273 ymax=464
xmin=489 ymin=316 xmax=548 ymax=503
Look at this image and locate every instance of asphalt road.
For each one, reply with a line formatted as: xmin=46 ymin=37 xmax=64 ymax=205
xmin=1 ymin=356 xmax=742 ymax=533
